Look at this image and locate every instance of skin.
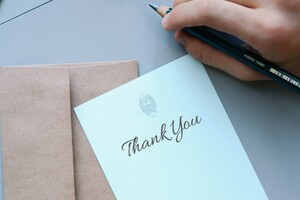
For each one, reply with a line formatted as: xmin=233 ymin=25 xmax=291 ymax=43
xmin=162 ymin=0 xmax=300 ymax=81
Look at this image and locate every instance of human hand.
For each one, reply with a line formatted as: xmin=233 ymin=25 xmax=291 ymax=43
xmin=162 ymin=0 xmax=300 ymax=81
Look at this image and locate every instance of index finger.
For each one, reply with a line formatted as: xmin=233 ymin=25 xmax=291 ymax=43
xmin=173 ymin=0 xmax=191 ymax=7
xmin=162 ymin=0 xmax=260 ymax=45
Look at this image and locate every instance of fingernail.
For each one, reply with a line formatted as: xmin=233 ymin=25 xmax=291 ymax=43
xmin=161 ymin=14 xmax=169 ymax=29
xmin=174 ymin=31 xmax=186 ymax=47
xmin=178 ymin=38 xmax=186 ymax=47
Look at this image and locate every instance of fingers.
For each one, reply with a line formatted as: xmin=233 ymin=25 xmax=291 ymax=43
xmin=225 ymin=0 xmax=260 ymax=8
xmin=162 ymin=0 xmax=260 ymax=45
xmin=173 ymin=0 xmax=191 ymax=7
xmin=174 ymin=30 xmax=268 ymax=81
xmin=174 ymin=0 xmax=259 ymax=9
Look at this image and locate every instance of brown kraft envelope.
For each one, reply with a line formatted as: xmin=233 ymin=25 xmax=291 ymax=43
xmin=0 ymin=67 xmax=75 ymax=200
xmin=43 ymin=61 xmax=137 ymax=199
xmin=67 ymin=61 xmax=137 ymax=200
xmin=1 ymin=61 xmax=138 ymax=199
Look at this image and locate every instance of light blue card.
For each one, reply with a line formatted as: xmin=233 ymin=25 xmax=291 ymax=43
xmin=74 ymin=55 xmax=268 ymax=200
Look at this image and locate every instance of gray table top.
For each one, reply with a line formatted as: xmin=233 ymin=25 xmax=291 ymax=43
xmin=0 ymin=0 xmax=52 ymax=25
xmin=0 ymin=0 xmax=299 ymax=199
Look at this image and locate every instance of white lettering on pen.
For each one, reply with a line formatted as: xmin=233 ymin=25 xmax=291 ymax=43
xmin=244 ymin=54 xmax=266 ymax=68
xmin=244 ymin=54 xmax=255 ymax=62
xmin=270 ymin=68 xmax=300 ymax=88
xmin=255 ymin=60 xmax=265 ymax=67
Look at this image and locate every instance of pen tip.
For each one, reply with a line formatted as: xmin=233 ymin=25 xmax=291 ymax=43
xmin=149 ymin=3 xmax=159 ymax=11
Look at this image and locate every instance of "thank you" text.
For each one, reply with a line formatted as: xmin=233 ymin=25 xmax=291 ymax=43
xmin=121 ymin=115 xmax=202 ymax=156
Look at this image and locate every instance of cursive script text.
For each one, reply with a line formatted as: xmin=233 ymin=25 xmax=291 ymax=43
xmin=121 ymin=115 xmax=202 ymax=156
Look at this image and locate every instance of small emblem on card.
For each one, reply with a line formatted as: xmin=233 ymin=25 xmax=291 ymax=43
xmin=139 ymin=93 xmax=157 ymax=117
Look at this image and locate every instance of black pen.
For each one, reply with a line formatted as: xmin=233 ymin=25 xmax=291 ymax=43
xmin=149 ymin=3 xmax=300 ymax=94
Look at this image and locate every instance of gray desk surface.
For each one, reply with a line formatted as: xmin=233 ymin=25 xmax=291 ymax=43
xmin=0 ymin=0 xmax=299 ymax=199
xmin=0 ymin=0 xmax=51 ymax=25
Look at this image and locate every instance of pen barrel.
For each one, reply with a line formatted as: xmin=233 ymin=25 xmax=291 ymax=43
xmin=186 ymin=26 xmax=300 ymax=94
